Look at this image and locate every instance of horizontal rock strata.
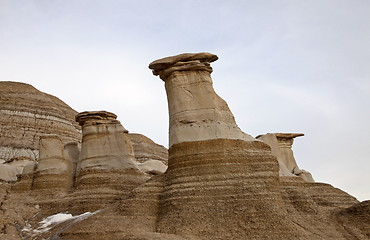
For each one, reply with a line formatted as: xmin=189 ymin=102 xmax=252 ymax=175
xmin=72 ymin=111 xmax=149 ymax=211
xmin=0 ymin=81 xmax=81 ymax=164
xmin=0 ymin=54 xmax=368 ymax=240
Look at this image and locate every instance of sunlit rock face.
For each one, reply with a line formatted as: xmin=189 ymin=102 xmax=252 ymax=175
xmin=149 ymin=53 xmax=255 ymax=147
xmin=0 ymin=81 xmax=81 ymax=164
xmin=256 ymin=133 xmax=314 ymax=182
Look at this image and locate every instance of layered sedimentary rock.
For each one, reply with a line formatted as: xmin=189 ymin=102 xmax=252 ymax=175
xmin=58 ymin=52 xmax=368 ymax=240
xmin=129 ymin=133 xmax=168 ymax=165
xmin=149 ymin=53 xmax=255 ymax=147
xmin=257 ymin=133 xmax=314 ymax=182
xmin=71 ymin=111 xmax=149 ymax=211
xmin=0 ymin=54 xmax=369 ymax=240
xmin=0 ymin=81 xmax=81 ymax=164
xmin=147 ymin=53 xmax=306 ymax=239
xmin=32 ymin=135 xmax=73 ymax=193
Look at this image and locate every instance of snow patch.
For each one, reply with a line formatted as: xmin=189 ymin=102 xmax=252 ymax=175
xmin=22 ymin=210 xmax=101 ymax=236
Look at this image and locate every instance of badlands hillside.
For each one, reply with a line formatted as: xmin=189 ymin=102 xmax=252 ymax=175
xmin=0 ymin=53 xmax=369 ymax=239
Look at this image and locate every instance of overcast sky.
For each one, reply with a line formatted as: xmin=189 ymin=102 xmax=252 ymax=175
xmin=1 ymin=0 xmax=369 ymax=201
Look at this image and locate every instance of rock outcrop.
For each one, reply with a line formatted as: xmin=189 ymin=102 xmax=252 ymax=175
xmin=257 ymin=133 xmax=314 ymax=182
xmin=32 ymin=135 xmax=73 ymax=194
xmin=0 ymin=81 xmax=81 ymax=163
xmin=129 ymin=133 xmax=168 ymax=165
xmin=0 ymin=54 xmax=368 ymax=240
xmin=72 ymin=111 xmax=148 ymax=210
xmin=0 ymin=81 xmax=81 ymax=182
xmin=149 ymin=53 xmax=255 ymax=147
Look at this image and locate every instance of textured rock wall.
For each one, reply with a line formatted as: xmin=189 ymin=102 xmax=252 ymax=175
xmin=32 ymin=135 xmax=73 ymax=193
xmin=0 ymin=81 xmax=81 ymax=163
xmin=149 ymin=53 xmax=255 ymax=147
xmin=129 ymin=133 xmax=168 ymax=165
xmin=58 ymin=52 xmax=369 ymax=240
xmin=0 ymin=55 xmax=368 ymax=240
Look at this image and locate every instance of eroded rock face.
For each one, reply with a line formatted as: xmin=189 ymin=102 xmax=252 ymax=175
xmin=65 ymin=111 xmax=150 ymax=212
xmin=60 ymin=53 xmax=365 ymax=240
xmin=128 ymin=133 xmax=168 ymax=165
xmin=0 ymin=55 xmax=368 ymax=240
xmin=0 ymin=81 xmax=81 ymax=164
xmin=149 ymin=53 xmax=255 ymax=147
xmin=33 ymin=135 xmax=73 ymax=193
xmin=257 ymin=133 xmax=314 ymax=182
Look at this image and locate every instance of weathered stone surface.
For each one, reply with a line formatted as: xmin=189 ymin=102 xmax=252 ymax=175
xmin=256 ymin=133 xmax=314 ymax=182
xmin=57 ymin=53 xmax=368 ymax=240
xmin=128 ymin=133 xmax=168 ymax=165
xmin=71 ymin=111 xmax=149 ymax=211
xmin=137 ymin=160 xmax=167 ymax=175
xmin=0 ymin=164 xmax=19 ymax=182
xmin=149 ymin=53 xmax=255 ymax=147
xmin=0 ymin=81 xmax=81 ymax=166
xmin=0 ymin=54 xmax=368 ymax=240
xmin=32 ymin=135 xmax=73 ymax=193
xmin=148 ymin=54 xmax=304 ymax=239
xmin=0 ymin=158 xmax=34 ymax=182
xmin=75 ymin=111 xmax=137 ymax=174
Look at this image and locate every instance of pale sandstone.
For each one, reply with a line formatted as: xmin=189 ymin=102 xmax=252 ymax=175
xmin=257 ymin=133 xmax=314 ymax=182
xmin=0 ymin=164 xmax=19 ymax=182
xmin=0 ymin=55 xmax=369 ymax=240
xmin=75 ymin=111 xmax=139 ymax=173
xmin=149 ymin=53 xmax=255 ymax=147
xmin=0 ymin=159 xmax=34 ymax=182
xmin=70 ymin=111 xmax=149 ymax=212
xmin=12 ymin=161 xmax=37 ymax=191
xmin=32 ymin=135 xmax=73 ymax=192
xmin=138 ymin=160 xmax=167 ymax=175
xmin=129 ymin=133 xmax=168 ymax=165
xmin=0 ymin=81 xmax=81 ymax=166
xmin=58 ymin=53 xmax=367 ymax=240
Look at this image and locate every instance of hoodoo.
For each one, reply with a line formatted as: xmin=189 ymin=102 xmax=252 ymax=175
xmin=73 ymin=111 xmax=149 ymax=210
xmin=149 ymin=52 xmax=255 ymax=147
xmin=0 ymin=54 xmax=368 ymax=240
xmin=149 ymin=53 xmax=305 ymax=239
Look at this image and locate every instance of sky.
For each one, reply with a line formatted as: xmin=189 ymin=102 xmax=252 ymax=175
xmin=0 ymin=0 xmax=369 ymax=201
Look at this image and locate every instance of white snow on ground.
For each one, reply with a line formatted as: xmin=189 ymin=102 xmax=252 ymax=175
xmin=22 ymin=210 xmax=101 ymax=236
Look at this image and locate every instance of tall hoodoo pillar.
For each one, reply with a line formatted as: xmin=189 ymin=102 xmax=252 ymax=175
xmin=149 ymin=52 xmax=255 ymax=147
xmin=149 ymin=53 xmax=304 ymax=239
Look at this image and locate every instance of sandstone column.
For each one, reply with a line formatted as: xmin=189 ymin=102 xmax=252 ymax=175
xmin=150 ymin=53 xmax=255 ymax=147
xmin=73 ymin=111 xmax=148 ymax=210
xmin=149 ymin=53 xmax=305 ymax=239
xmin=32 ymin=135 xmax=73 ymax=193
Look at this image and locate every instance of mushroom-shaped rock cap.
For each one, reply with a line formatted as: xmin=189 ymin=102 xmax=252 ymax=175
xmin=75 ymin=111 xmax=118 ymax=126
xmin=256 ymin=133 xmax=304 ymax=139
xmin=149 ymin=52 xmax=218 ymax=78
xmin=275 ymin=133 xmax=304 ymax=139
